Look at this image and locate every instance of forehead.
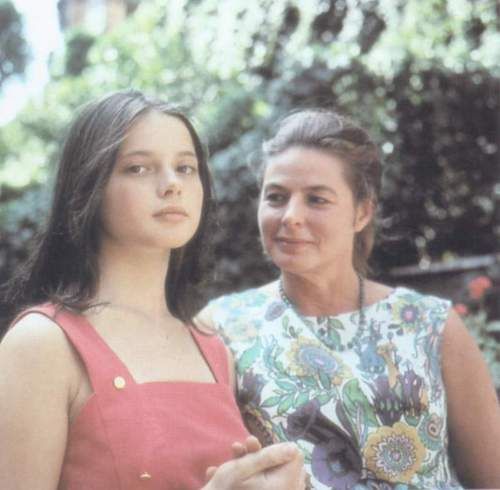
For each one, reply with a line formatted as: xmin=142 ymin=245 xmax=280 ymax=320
xmin=263 ymin=146 xmax=348 ymax=188
xmin=120 ymin=111 xmax=195 ymax=154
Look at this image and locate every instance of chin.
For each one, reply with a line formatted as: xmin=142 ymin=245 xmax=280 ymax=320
xmin=270 ymin=255 xmax=314 ymax=275
xmin=160 ymin=238 xmax=193 ymax=250
xmin=154 ymin=228 xmax=198 ymax=248
xmin=137 ymin=234 xmax=192 ymax=252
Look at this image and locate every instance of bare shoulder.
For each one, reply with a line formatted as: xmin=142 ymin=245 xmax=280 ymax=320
xmin=3 ymin=312 xmax=70 ymax=355
xmin=441 ymin=308 xmax=484 ymax=365
xmin=0 ymin=313 xmax=78 ymax=487
xmin=441 ymin=306 xmax=498 ymax=413
xmin=0 ymin=312 xmax=80 ymax=385
xmin=364 ymin=280 xmax=394 ymax=305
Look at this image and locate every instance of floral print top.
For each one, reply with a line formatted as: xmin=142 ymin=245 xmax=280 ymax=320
xmin=204 ymin=282 xmax=463 ymax=489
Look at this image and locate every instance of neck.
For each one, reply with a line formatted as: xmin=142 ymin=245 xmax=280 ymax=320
xmin=280 ymin=269 xmax=362 ymax=317
xmin=94 ymin=239 xmax=172 ymax=322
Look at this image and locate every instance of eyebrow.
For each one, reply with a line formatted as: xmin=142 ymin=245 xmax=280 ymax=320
xmin=177 ymin=150 xmax=197 ymax=158
xmin=119 ymin=150 xmax=198 ymax=159
xmin=119 ymin=150 xmax=151 ymax=159
xmin=264 ymin=183 xmax=338 ymax=196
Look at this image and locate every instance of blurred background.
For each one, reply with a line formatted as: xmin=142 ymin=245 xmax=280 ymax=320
xmin=0 ymin=0 xmax=499 ymax=386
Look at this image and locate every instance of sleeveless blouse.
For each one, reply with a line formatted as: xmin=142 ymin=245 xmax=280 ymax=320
xmin=205 ymin=282 xmax=463 ymax=489
xmin=15 ymin=304 xmax=249 ymax=490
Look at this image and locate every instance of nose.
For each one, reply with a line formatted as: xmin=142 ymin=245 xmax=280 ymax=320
xmin=157 ymin=168 xmax=181 ymax=198
xmin=281 ymin=196 xmax=304 ymax=227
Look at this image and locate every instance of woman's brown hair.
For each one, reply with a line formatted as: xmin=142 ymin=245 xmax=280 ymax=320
xmin=261 ymin=108 xmax=382 ymax=275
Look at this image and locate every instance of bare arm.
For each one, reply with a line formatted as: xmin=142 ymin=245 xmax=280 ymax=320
xmin=442 ymin=309 xmax=500 ymax=488
xmin=0 ymin=314 xmax=79 ymax=490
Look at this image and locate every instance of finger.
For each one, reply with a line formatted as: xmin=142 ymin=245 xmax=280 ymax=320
xmin=231 ymin=435 xmax=261 ymax=458
xmin=256 ymin=451 xmax=306 ymax=489
xmin=244 ymin=435 xmax=262 ymax=453
xmin=231 ymin=441 xmax=247 ymax=458
xmin=219 ymin=442 xmax=299 ymax=483
xmin=300 ymin=467 xmax=307 ymax=490
xmin=205 ymin=466 xmax=217 ymax=481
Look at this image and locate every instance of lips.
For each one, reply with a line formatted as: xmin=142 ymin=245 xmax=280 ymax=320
xmin=275 ymin=236 xmax=313 ymax=245
xmin=153 ymin=206 xmax=188 ymax=220
xmin=274 ymin=236 xmax=314 ymax=254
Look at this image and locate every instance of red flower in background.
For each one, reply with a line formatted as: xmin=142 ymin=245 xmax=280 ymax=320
xmin=468 ymin=276 xmax=493 ymax=300
xmin=454 ymin=303 xmax=469 ymax=317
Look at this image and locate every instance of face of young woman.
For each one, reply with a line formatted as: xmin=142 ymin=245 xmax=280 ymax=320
xmin=100 ymin=110 xmax=203 ymax=251
xmin=258 ymin=146 xmax=372 ymax=279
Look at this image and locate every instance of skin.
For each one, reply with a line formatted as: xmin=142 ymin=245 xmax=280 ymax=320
xmin=258 ymin=146 xmax=376 ymax=316
xmin=101 ymin=110 xmax=203 ymax=252
xmin=441 ymin=310 xmax=500 ymax=488
xmin=199 ymin=145 xmax=500 ymax=488
xmin=0 ymin=111 xmax=304 ymax=490
xmin=204 ymin=442 xmax=305 ymax=490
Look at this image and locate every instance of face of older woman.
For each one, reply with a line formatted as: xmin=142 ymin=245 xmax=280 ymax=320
xmin=258 ymin=146 xmax=372 ymax=278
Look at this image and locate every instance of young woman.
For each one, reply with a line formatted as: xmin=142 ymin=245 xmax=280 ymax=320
xmin=198 ymin=109 xmax=500 ymax=489
xmin=0 ymin=91 xmax=305 ymax=489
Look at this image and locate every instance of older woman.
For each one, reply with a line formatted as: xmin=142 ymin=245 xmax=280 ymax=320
xmin=197 ymin=109 xmax=500 ymax=489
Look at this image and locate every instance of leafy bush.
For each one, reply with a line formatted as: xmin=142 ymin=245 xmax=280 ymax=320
xmin=454 ymin=275 xmax=500 ymax=392
xmin=0 ymin=0 xmax=499 ymax=313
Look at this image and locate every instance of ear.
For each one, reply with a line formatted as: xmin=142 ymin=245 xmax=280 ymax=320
xmin=354 ymin=198 xmax=374 ymax=233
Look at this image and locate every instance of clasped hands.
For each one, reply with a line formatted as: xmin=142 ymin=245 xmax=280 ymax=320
xmin=202 ymin=436 xmax=306 ymax=490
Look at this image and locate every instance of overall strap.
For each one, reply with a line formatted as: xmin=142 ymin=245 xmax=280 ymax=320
xmin=13 ymin=303 xmax=135 ymax=395
xmin=189 ymin=327 xmax=230 ymax=385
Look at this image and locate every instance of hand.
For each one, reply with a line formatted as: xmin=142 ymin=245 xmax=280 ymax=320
xmin=231 ymin=435 xmax=262 ymax=459
xmin=202 ymin=442 xmax=305 ymax=490
xmin=205 ymin=436 xmax=262 ymax=481
xmin=206 ymin=436 xmax=262 ymax=481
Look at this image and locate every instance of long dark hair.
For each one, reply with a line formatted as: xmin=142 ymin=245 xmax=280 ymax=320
xmin=2 ymin=90 xmax=214 ymax=326
xmin=261 ymin=108 xmax=382 ymax=276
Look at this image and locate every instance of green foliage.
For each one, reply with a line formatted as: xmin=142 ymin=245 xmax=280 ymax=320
xmin=0 ymin=186 xmax=48 ymax=286
xmin=453 ymin=274 xmax=500 ymax=390
xmin=63 ymin=30 xmax=96 ymax=77
xmin=0 ymin=0 xmax=29 ymax=88
xmin=465 ymin=311 xmax=500 ymax=389
xmin=0 ymin=0 xmax=498 ymax=318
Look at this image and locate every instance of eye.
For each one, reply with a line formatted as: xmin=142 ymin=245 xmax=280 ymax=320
xmin=177 ymin=163 xmax=198 ymax=175
xmin=307 ymin=194 xmax=329 ymax=205
xmin=125 ymin=164 xmax=150 ymax=175
xmin=264 ymin=192 xmax=287 ymax=205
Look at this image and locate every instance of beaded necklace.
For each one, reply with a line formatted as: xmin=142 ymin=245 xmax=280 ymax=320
xmin=278 ymin=273 xmax=366 ymax=328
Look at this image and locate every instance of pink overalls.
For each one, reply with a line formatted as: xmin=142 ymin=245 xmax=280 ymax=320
xmin=16 ymin=304 xmax=249 ymax=489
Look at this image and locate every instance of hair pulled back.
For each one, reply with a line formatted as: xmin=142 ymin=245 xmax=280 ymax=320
xmin=261 ymin=109 xmax=382 ymax=275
